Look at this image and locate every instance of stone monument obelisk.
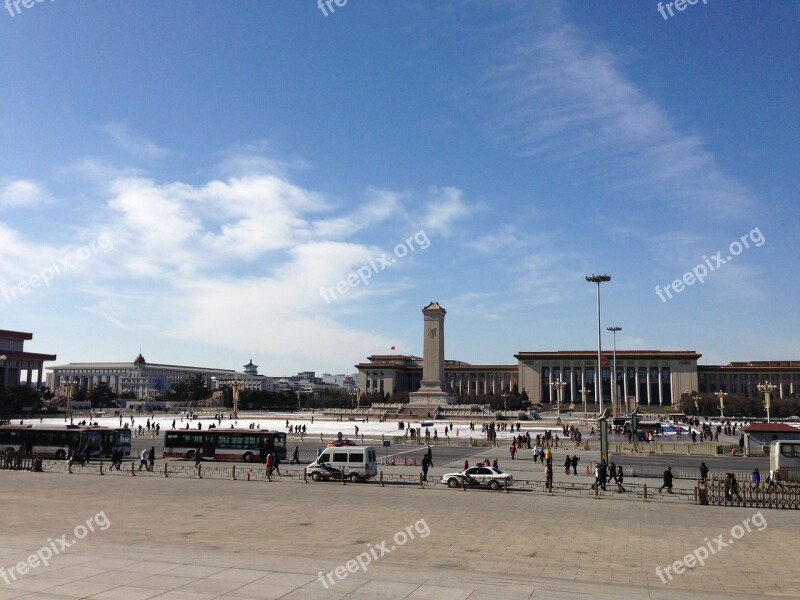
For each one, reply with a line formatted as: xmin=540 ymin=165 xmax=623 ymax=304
xmin=409 ymin=301 xmax=455 ymax=406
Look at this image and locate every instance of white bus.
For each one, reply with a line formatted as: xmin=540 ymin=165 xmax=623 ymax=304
xmin=769 ymin=440 xmax=800 ymax=482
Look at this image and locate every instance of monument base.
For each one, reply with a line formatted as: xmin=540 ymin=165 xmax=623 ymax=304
xmin=408 ymin=391 xmax=456 ymax=407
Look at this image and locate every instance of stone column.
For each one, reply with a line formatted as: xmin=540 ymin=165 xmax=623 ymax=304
xmin=646 ymin=369 xmax=652 ymax=406
xmin=658 ymin=369 xmax=663 ymax=406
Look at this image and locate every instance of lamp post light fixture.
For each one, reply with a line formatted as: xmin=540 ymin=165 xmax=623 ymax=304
xmin=550 ymin=378 xmax=567 ymax=419
xmin=757 ymin=382 xmax=776 ymax=423
xmin=586 ymin=274 xmax=611 ymax=414
xmin=607 ymin=326 xmax=622 ymax=417
xmin=692 ymin=392 xmax=702 ymax=416
xmin=714 ymin=390 xmax=728 ymax=419
xmin=579 ymin=386 xmax=590 ymax=417
xmin=232 ymin=379 xmax=240 ymax=419
xmin=501 ymin=392 xmax=509 ymax=412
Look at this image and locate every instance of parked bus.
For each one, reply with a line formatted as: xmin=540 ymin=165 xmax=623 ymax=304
xmin=770 ymin=440 xmax=800 ymax=482
xmin=0 ymin=425 xmax=131 ymax=459
xmin=162 ymin=429 xmax=287 ymax=462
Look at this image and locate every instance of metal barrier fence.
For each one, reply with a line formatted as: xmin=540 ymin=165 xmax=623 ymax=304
xmin=697 ymin=480 xmax=800 ymax=510
xmin=1 ymin=451 xmax=38 ymax=471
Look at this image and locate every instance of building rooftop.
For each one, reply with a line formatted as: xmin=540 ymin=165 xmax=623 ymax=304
xmin=740 ymin=423 xmax=800 ymax=433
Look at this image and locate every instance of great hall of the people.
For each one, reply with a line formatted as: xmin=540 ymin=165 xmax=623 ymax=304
xmin=356 ymin=351 xmax=800 ymax=406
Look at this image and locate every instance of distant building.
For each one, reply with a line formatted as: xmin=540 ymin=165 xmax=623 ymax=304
xmin=320 ymin=373 xmax=357 ymax=391
xmin=211 ymin=360 xmax=273 ymax=392
xmin=0 ymin=329 xmax=56 ymax=388
xmin=49 ymin=353 xmax=236 ymax=399
xmin=698 ymin=361 xmax=800 ymax=398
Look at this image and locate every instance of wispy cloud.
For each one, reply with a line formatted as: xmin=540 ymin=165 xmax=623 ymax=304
xmin=103 ymin=122 xmax=168 ymax=158
xmin=420 ymin=186 xmax=471 ymax=236
xmin=485 ymin=8 xmax=757 ymax=216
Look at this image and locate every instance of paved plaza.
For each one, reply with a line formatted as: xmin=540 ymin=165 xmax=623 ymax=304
xmin=1 ymin=462 xmax=798 ymax=600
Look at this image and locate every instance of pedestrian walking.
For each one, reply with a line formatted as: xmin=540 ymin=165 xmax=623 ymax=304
xmin=421 ymin=455 xmax=430 ymax=482
xmin=139 ymin=447 xmax=149 ymax=471
xmin=509 ymin=443 xmax=517 ymax=460
xmin=752 ymin=468 xmax=761 ymax=487
xmin=658 ymin=466 xmax=674 ymax=493
xmin=544 ymin=460 xmax=553 ymax=492
xmin=532 ymin=444 xmax=540 ymax=463
xmin=272 ymin=452 xmax=281 ymax=476
xmin=148 ymin=446 xmax=155 ymax=472
xmin=564 ymin=455 xmax=571 ymax=475
xmin=426 ymin=445 xmax=433 ymax=467
xmin=571 ymin=454 xmax=579 ymax=475
xmin=699 ymin=462 xmax=709 ymax=484
xmin=291 ymin=446 xmax=300 ymax=465
xmin=617 ymin=465 xmax=626 ymax=492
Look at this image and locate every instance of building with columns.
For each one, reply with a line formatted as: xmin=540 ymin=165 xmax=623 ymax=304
xmin=516 ymin=350 xmax=700 ymax=408
xmin=356 ymin=354 xmax=519 ymax=398
xmin=698 ymin=361 xmax=800 ymax=398
xmin=0 ymin=329 xmax=56 ymax=388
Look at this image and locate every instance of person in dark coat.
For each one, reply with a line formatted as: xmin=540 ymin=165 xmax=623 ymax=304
xmin=659 ymin=466 xmax=674 ymax=493
xmin=570 ymin=455 xmax=579 ymax=475
xmin=421 ymin=455 xmax=430 ymax=482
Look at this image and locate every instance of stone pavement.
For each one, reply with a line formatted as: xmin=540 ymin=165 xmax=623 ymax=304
xmin=0 ymin=469 xmax=797 ymax=599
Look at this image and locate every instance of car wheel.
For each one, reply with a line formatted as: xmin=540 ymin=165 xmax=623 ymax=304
xmin=349 ymin=473 xmax=360 ymax=483
xmin=447 ymin=478 xmax=460 ymax=488
xmin=55 ymin=449 xmax=66 ymax=460
xmin=489 ymin=480 xmax=500 ymax=490
xmin=311 ymin=472 xmax=322 ymax=482
xmin=186 ymin=450 xmax=195 ymax=460
xmin=243 ymin=452 xmax=253 ymax=463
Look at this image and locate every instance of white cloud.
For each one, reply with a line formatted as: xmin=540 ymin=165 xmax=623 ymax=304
xmin=0 ymin=179 xmax=49 ymax=208
xmin=420 ymin=186 xmax=471 ymax=236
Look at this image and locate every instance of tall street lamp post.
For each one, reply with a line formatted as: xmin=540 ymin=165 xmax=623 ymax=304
xmin=586 ymin=274 xmax=611 ymax=414
xmin=714 ymin=390 xmax=727 ymax=419
xmin=757 ymin=382 xmax=776 ymax=423
xmin=607 ymin=326 xmax=622 ymax=417
xmin=579 ymin=386 xmax=589 ymax=417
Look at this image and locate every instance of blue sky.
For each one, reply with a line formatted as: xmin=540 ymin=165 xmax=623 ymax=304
xmin=0 ymin=1 xmax=797 ymax=376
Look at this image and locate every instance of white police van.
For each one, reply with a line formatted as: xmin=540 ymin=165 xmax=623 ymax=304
xmin=306 ymin=446 xmax=378 ymax=482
